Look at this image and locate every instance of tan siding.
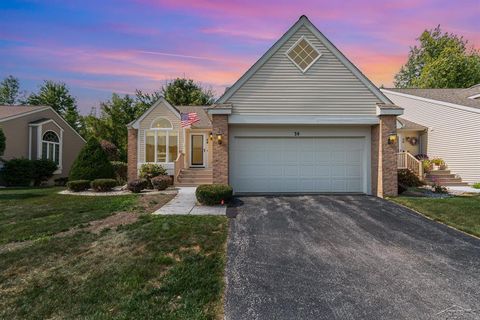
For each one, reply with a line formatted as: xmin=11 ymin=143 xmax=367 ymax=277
xmin=0 ymin=108 xmax=85 ymax=179
xmin=225 ymin=26 xmax=381 ymax=115
xmin=137 ymin=101 xmax=183 ymax=164
xmin=384 ymin=92 xmax=480 ymax=184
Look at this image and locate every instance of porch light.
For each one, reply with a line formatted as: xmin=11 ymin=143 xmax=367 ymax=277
xmin=387 ymin=131 xmax=397 ymax=145
xmin=209 ymin=132 xmax=214 ymax=141
xmin=217 ymin=133 xmax=223 ymax=144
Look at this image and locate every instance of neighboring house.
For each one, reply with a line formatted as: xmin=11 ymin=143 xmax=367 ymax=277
xmin=128 ymin=15 xmax=403 ymax=197
xmin=383 ymin=86 xmax=480 ymax=185
xmin=0 ymin=105 xmax=85 ymax=181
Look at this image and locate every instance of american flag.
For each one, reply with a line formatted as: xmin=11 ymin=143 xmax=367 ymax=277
xmin=181 ymin=112 xmax=200 ymax=127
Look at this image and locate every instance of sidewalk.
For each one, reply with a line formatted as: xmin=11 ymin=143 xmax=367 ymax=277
xmin=153 ymin=187 xmax=226 ymax=215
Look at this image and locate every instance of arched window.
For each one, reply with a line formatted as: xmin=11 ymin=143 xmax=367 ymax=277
xmin=42 ymin=131 xmax=60 ymax=165
xmin=151 ymin=118 xmax=172 ymax=129
xmin=145 ymin=118 xmax=177 ymax=163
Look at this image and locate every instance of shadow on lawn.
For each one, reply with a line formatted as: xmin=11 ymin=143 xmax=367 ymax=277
xmin=0 ymin=193 xmax=47 ymax=201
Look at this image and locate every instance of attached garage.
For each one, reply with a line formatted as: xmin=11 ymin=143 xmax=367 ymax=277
xmin=229 ymin=126 xmax=371 ymax=194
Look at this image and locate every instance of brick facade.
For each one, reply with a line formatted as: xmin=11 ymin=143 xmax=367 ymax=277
xmin=211 ymin=114 xmax=229 ymax=184
xmin=127 ymin=128 xmax=138 ymax=181
xmin=371 ymin=115 xmax=398 ymax=197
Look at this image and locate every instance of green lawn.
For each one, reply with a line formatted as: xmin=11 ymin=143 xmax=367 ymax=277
xmin=390 ymin=194 xmax=480 ymax=237
xmin=0 ymin=187 xmax=228 ymax=319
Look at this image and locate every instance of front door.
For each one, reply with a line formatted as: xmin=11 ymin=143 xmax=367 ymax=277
xmin=191 ymin=134 xmax=205 ymax=167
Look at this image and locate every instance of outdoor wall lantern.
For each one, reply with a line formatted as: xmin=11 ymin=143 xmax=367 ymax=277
xmin=387 ymin=131 xmax=397 ymax=145
xmin=209 ymin=132 xmax=214 ymax=141
xmin=217 ymin=133 xmax=223 ymax=144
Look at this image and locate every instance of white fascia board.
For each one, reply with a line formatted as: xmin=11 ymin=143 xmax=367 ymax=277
xmin=228 ymin=115 xmax=379 ymax=125
xmin=207 ymin=108 xmax=232 ymax=115
xmin=381 ymin=89 xmax=480 ymax=114
xmin=376 ymin=105 xmax=403 ymax=116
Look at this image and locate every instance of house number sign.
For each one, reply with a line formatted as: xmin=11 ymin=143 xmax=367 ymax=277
xmin=294 ymin=131 xmax=300 ymax=136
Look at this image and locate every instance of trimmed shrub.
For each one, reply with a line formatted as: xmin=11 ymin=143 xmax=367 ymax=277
xmin=473 ymin=182 xmax=480 ymax=189
xmin=67 ymin=180 xmax=91 ymax=192
xmin=398 ymin=169 xmax=424 ymax=188
xmin=0 ymin=158 xmax=34 ymax=186
xmin=32 ymin=159 xmax=57 ymax=186
xmin=196 ymin=184 xmax=233 ymax=206
xmin=100 ymin=140 xmax=120 ymax=161
xmin=139 ymin=163 xmax=167 ymax=188
xmin=0 ymin=127 xmax=5 ymax=156
xmin=151 ymin=175 xmax=171 ymax=191
xmin=69 ymin=138 xmax=115 ymax=181
xmin=91 ymin=179 xmax=117 ymax=192
xmin=127 ymin=179 xmax=147 ymax=193
xmin=54 ymin=177 xmax=69 ymax=186
xmin=111 ymin=161 xmax=128 ymax=184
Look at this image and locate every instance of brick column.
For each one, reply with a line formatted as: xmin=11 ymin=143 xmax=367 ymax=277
xmin=371 ymin=115 xmax=398 ymax=197
xmin=212 ymin=114 xmax=229 ymax=184
xmin=127 ymin=128 xmax=138 ymax=181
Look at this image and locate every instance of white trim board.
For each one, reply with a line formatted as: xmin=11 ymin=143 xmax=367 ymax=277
xmin=217 ymin=15 xmax=391 ymax=105
xmin=382 ymin=89 xmax=480 ymax=115
xmin=228 ymin=115 xmax=380 ymax=125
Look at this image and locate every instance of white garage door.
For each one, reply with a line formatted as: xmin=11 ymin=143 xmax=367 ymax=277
xmin=230 ymin=136 xmax=366 ymax=193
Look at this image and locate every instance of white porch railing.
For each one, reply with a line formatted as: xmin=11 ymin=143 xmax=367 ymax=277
xmin=397 ymin=151 xmax=423 ymax=179
xmin=173 ymin=152 xmax=185 ymax=184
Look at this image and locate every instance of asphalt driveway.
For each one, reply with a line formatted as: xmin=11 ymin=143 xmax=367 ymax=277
xmin=224 ymin=195 xmax=480 ymax=320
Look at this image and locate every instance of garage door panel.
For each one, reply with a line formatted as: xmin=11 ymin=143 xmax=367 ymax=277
xmin=231 ymin=136 xmax=365 ymax=193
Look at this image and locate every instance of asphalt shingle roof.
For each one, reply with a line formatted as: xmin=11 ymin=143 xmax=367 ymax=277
xmin=176 ymin=105 xmax=212 ymax=129
xmin=385 ymin=85 xmax=480 ymax=109
xmin=0 ymin=105 xmax=49 ymax=120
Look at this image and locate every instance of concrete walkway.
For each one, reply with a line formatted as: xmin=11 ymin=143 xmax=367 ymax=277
xmin=153 ymin=187 xmax=226 ymax=215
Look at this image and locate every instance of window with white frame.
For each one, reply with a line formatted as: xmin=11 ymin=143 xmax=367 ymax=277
xmin=286 ymin=37 xmax=321 ymax=72
xmin=42 ymin=131 xmax=60 ymax=165
xmin=145 ymin=118 xmax=178 ymax=163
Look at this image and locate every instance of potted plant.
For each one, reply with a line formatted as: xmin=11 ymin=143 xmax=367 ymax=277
xmin=431 ymin=158 xmax=445 ymax=171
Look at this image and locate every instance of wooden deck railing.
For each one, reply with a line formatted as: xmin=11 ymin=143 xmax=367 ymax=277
xmin=397 ymin=151 xmax=423 ymax=179
xmin=174 ymin=152 xmax=185 ymax=184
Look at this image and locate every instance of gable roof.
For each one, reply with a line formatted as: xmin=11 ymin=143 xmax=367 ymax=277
xmin=0 ymin=105 xmax=49 ymax=121
xmin=384 ymin=86 xmax=480 ymax=110
xmin=0 ymin=105 xmax=86 ymax=142
xmin=216 ymin=15 xmax=391 ymax=105
xmin=397 ymin=117 xmax=427 ymax=131
xmin=128 ymin=97 xmax=180 ymax=129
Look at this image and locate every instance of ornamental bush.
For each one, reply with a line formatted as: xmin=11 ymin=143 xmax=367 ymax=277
xmin=196 ymin=184 xmax=233 ymax=206
xmin=127 ymin=179 xmax=148 ymax=193
xmin=398 ymin=169 xmax=424 ymax=188
xmin=139 ymin=163 xmax=167 ymax=188
xmin=90 ymin=179 xmax=117 ymax=192
xmin=111 ymin=161 xmax=128 ymax=184
xmin=0 ymin=158 xmax=34 ymax=186
xmin=32 ymin=159 xmax=57 ymax=186
xmin=69 ymin=138 xmax=115 ymax=181
xmin=151 ymin=175 xmax=171 ymax=191
xmin=67 ymin=180 xmax=91 ymax=192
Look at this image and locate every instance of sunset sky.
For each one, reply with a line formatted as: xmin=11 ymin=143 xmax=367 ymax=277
xmin=1 ymin=0 xmax=479 ymax=113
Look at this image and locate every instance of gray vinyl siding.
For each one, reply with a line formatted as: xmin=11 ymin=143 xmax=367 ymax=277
xmin=225 ymin=26 xmax=382 ymax=115
xmin=384 ymin=92 xmax=480 ymax=184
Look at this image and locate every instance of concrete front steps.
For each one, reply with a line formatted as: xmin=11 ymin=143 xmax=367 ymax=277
xmin=424 ymin=169 xmax=469 ymax=186
xmin=176 ymin=168 xmax=213 ymax=187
